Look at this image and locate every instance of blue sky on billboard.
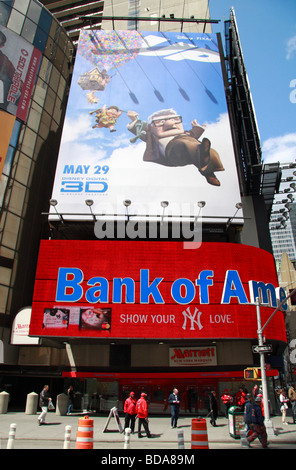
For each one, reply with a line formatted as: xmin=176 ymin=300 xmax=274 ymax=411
xmin=210 ymin=0 xmax=296 ymax=165
xmin=52 ymin=30 xmax=241 ymax=220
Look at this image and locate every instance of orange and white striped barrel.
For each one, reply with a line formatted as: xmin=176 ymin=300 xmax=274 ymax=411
xmin=75 ymin=416 xmax=94 ymax=449
xmin=191 ymin=418 xmax=209 ymax=449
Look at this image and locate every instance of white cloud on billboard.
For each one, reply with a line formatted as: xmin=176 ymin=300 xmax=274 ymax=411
xmin=286 ymin=35 xmax=296 ymax=60
xmin=262 ymin=133 xmax=296 ymax=164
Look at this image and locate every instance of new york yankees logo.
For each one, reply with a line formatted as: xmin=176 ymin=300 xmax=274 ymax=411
xmin=182 ymin=307 xmax=203 ymax=331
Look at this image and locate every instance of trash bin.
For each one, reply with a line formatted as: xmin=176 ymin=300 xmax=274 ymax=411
xmin=228 ymin=406 xmax=245 ymax=439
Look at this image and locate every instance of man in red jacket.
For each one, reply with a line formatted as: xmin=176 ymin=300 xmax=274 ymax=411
xmin=124 ymin=391 xmax=137 ymax=433
xmin=136 ymin=393 xmax=152 ymax=438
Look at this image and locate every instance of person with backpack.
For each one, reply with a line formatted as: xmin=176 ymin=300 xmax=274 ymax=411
xmin=136 ymin=393 xmax=152 ymax=438
xmin=244 ymin=395 xmax=268 ymax=448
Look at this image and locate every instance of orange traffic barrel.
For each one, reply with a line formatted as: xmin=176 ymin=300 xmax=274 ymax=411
xmin=191 ymin=418 xmax=209 ymax=449
xmin=75 ymin=416 xmax=94 ymax=449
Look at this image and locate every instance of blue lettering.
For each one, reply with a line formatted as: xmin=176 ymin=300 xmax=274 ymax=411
xmin=61 ymin=181 xmax=83 ymax=192
xmin=85 ymin=277 xmax=109 ymax=303
xmin=276 ymin=286 xmax=288 ymax=311
xmin=248 ymin=280 xmax=277 ymax=307
xmin=85 ymin=181 xmax=108 ymax=193
xmin=113 ymin=278 xmax=135 ymax=303
xmin=140 ymin=269 xmax=164 ymax=304
xmin=63 ymin=165 xmax=74 ymax=174
xmin=195 ymin=270 xmax=213 ymax=303
xmin=171 ymin=278 xmax=195 ymax=305
xmin=55 ymin=268 xmax=83 ymax=302
xmin=221 ymin=270 xmax=248 ymax=304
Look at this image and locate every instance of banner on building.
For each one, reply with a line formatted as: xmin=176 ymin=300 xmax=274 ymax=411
xmin=0 ymin=25 xmax=41 ymax=121
xmin=30 ymin=240 xmax=287 ymax=342
xmin=169 ymin=347 xmax=217 ymax=367
xmin=51 ymin=31 xmax=241 ymax=223
xmin=0 ymin=109 xmax=15 ymax=178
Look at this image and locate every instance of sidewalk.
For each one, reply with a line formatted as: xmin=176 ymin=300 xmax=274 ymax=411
xmin=0 ymin=411 xmax=295 ymax=450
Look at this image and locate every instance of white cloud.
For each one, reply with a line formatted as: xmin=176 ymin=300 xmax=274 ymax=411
xmin=286 ymin=35 xmax=296 ymax=60
xmin=61 ymin=114 xmax=93 ymax=143
xmin=262 ymin=133 xmax=296 ymax=164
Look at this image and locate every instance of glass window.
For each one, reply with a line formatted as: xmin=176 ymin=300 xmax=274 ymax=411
xmin=33 ymin=79 xmax=47 ymax=107
xmin=0 ymin=245 xmax=14 ymax=260
xmin=53 ymin=46 xmax=65 ymax=71
xmin=38 ymin=7 xmax=52 ymax=35
xmin=14 ymin=152 xmax=32 ymax=187
xmin=1 ymin=212 xmax=21 ymax=250
xmin=0 ymin=3 xmax=11 ymax=26
xmin=7 ymin=182 xmax=26 ymax=216
xmin=38 ymin=114 xmax=51 ymax=140
xmin=21 ymin=17 xmax=37 ymax=43
xmin=38 ymin=57 xmax=53 ymax=84
xmin=13 ymin=0 xmax=29 ymax=16
xmin=7 ymin=9 xmax=24 ymax=34
xmin=49 ymin=19 xmax=60 ymax=42
xmin=0 ymin=285 xmax=9 ymax=311
xmin=27 ymin=101 xmax=42 ymax=132
xmin=49 ymin=66 xmax=60 ymax=91
xmin=33 ymin=26 xmax=47 ymax=52
xmin=27 ymin=0 xmax=41 ymax=24
xmin=44 ymin=86 xmax=56 ymax=115
xmin=21 ymin=127 xmax=37 ymax=157
xmin=3 ymin=146 xmax=16 ymax=175
xmin=57 ymin=75 xmax=66 ymax=101
xmin=0 ymin=174 xmax=8 ymax=207
xmin=52 ymin=96 xmax=62 ymax=125
xmin=31 ymin=135 xmax=44 ymax=160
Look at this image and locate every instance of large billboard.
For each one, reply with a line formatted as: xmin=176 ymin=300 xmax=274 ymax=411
xmin=51 ymin=31 xmax=241 ymax=222
xmin=0 ymin=25 xmax=41 ymax=121
xmin=30 ymin=240 xmax=287 ymax=342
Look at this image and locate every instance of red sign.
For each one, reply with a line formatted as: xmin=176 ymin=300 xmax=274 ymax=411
xmin=30 ymin=241 xmax=287 ymax=342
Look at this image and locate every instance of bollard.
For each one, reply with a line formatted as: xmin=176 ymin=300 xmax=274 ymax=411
xmin=7 ymin=423 xmax=16 ymax=449
xmin=191 ymin=418 xmax=209 ymax=449
xmin=124 ymin=427 xmax=131 ymax=449
xmin=0 ymin=391 xmax=9 ymax=414
xmin=63 ymin=425 xmax=72 ymax=449
xmin=56 ymin=393 xmax=68 ymax=416
xmin=177 ymin=429 xmax=185 ymax=449
xmin=25 ymin=392 xmax=38 ymax=415
xmin=75 ymin=416 xmax=94 ymax=449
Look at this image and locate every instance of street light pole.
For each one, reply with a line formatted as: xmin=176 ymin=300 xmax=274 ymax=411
xmin=255 ymin=287 xmax=296 ymax=437
xmin=256 ymin=298 xmax=274 ymax=436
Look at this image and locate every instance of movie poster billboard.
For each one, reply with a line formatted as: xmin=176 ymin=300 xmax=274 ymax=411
xmin=0 ymin=25 xmax=41 ymax=121
xmin=29 ymin=240 xmax=287 ymax=342
xmin=51 ymin=30 xmax=242 ymax=222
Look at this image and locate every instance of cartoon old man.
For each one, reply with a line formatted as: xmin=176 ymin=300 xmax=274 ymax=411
xmin=127 ymin=108 xmax=224 ymax=186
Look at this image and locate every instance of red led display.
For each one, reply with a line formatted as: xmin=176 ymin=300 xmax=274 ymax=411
xmin=29 ymin=240 xmax=286 ymax=342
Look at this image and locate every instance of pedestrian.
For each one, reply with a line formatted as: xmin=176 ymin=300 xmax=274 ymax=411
xmin=124 ymin=391 xmax=137 ymax=433
xmin=221 ymin=389 xmax=233 ymax=417
xmin=136 ymin=393 xmax=152 ymax=438
xmin=236 ymin=387 xmax=247 ymax=410
xmin=245 ymin=396 xmax=268 ymax=448
xmin=209 ymin=390 xmax=218 ymax=426
xmin=67 ymin=385 xmax=74 ymax=415
xmin=288 ymin=384 xmax=296 ymax=424
xmin=244 ymin=393 xmax=254 ymax=437
xmin=279 ymin=388 xmax=289 ymax=425
xmin=38 ymin=385 xmax=52 ymax=425
xmin=168 ymin=388 xmax=180 ymax=428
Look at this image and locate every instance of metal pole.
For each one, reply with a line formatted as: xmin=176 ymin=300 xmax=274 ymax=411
xmin=256 ymin=298 xmax=275 ymax=437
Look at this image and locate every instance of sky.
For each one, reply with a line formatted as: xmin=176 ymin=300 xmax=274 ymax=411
xmin=209 ymin=0 xmax=296 ymax=164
